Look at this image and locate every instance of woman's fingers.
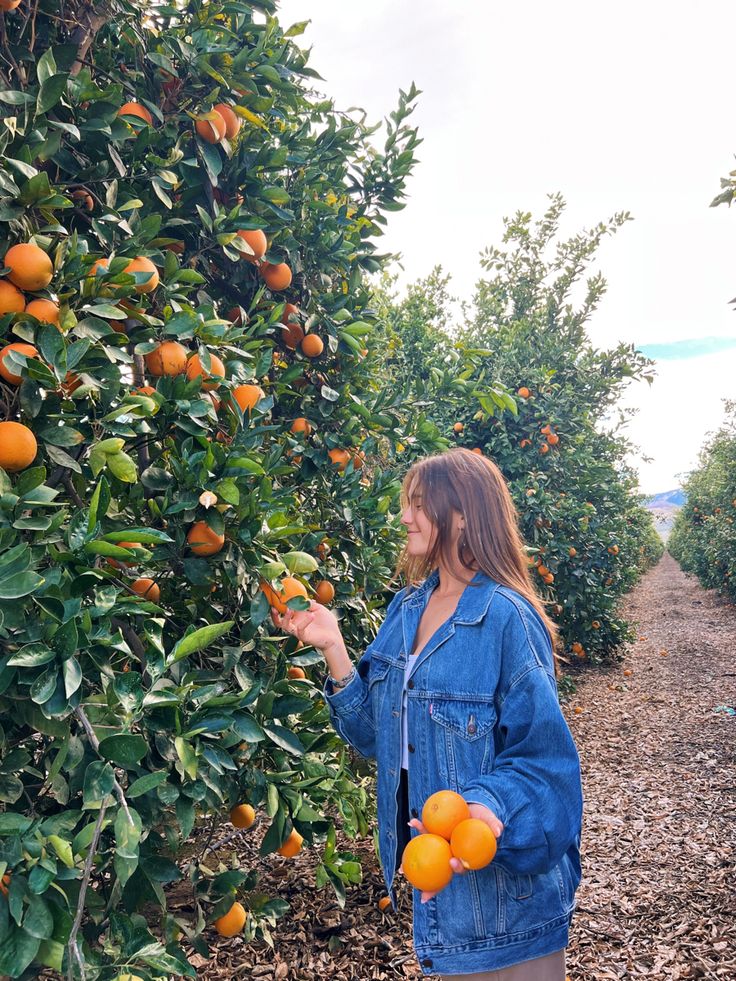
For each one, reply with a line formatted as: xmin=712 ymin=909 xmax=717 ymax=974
xmin=407 ymin=817 xmax=425 ymax=834
xmin=450 ymin=857 xmax=467 ymax=875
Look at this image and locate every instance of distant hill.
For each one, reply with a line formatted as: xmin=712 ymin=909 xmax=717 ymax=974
xmin=646 ymin=489 xmax=687 ymax=509
xmin=645 ymin=488 xmax=686 ymax=542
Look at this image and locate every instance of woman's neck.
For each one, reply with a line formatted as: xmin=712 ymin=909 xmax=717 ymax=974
xmin=434 ymin=562 xmax=477 ymax=598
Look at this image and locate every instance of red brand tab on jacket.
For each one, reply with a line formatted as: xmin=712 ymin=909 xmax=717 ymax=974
xmin=429 ymin=703 xmax=433 ymax=715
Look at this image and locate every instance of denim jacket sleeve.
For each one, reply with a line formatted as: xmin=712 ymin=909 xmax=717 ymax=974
xmin=322 ymin=587 xmax=407 ymax=760
xmin=460 ymin=604 xmax=583 ymax=876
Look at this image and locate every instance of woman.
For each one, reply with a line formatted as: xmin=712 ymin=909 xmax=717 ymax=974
xmin=272 ymin=448 xmax=583 ymax=979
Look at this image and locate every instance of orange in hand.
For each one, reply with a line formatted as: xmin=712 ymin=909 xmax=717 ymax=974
xmin=421 ymin=789 xmax=470 ymax=840
xmin=449 ymin=818 xmax=497 ymax=870
xmin=401 ymin=833 xmax=453 ymax=893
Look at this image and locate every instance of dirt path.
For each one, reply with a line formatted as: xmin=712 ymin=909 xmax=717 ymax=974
xmin=199 ymin=553 xmax=736 ymax=981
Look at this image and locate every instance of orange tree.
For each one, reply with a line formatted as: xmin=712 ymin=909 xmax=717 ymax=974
xmin=669 ymin=402 xmax=736 ymax=594
xmin=0 ymin=0 xmax=443 ymax=976
xmin=373 ymin=196 xmax=663 ymax=666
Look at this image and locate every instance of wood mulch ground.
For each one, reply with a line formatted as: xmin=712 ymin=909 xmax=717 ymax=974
xmin=194 ymin=552 xmax=736 ymax=981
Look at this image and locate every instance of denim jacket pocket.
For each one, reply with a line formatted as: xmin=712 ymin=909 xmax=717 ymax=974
xmin=429 ymin=699 xmax=497 ymax=788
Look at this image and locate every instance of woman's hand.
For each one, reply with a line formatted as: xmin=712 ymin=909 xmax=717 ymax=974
xmin=402 ymin=803 xmax=504 ymax=903
xmin=271 ymin=601 xmax=344 ymax=658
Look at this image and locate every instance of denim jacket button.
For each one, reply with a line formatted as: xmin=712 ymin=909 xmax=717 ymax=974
xmin=411 ymin=807 xmax=418 ymax=818
xmin=408 ymin=743 xmax=415 ymax=753
xmin=407 ymin=679 xmax=415 ymax=689
xmin=422 ymin=959 xmax=433 ymax=968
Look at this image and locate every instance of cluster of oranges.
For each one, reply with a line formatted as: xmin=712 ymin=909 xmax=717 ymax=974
xmin=401 ymin=790 xmax=497 ymax=894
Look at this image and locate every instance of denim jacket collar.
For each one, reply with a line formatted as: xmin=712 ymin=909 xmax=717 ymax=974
xmin=402 ymin=568 xmax=500 ymax=625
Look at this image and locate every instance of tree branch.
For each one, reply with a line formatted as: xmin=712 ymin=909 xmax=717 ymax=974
xmin=75 ymin=706 xmax=134 ymax=827
xmin=69 ymin=2 xmax=113 ymax=77
xmin=67 ymin=800 xmax=107 ymax=981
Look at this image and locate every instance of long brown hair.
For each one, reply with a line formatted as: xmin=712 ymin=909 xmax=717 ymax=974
xmin=394 ymin=447 xmax=559 ymax=654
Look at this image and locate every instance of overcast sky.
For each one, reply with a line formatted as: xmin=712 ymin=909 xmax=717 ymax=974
xmin=278 ymin=0 xmax=736 ymax=494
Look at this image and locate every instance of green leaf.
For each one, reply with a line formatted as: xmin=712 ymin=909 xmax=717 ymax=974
xmin=114 ymin=805 xmax=142 ymax=888
xmin=7 ymin=644 xmax=54 ymax=667
xmin=283 ymin=550 xmax=319 ymax=574
xmin=263 ymin=724 xmax=305 ymax=756
xmin=167 ymin=621 xmax=234 ymax=664
xmin=104 ymin=528 xmax=173 ymax=544
xmin=127 ymin=770 xmax=168 ymax=798
xmin=174 ymin=737 xmax=198 ymax=780
xmin=62 ymin=657 xmax=82 ymax=698
xmin=22 ymin=895 xmax=53 ymax=940
xmin=98 ymin=734 xmax=148 ymax=767
xmin=0 ymin=571 xmax=45 ymax=600
xmin=83 ymin=760 xmax=114 ymax=805
xmin=36 ymin=48 xmax=57 ymax=84
xmin=36 ymin=74 xmax=69 ymax=115
xmin=46 ymin=834 xmax=73 ymax=868
xmin=106 ymin=450 xmax=138 ymax=483
xmin=35 ymin=939 xmax=64 ymax=972
xmin=0 ymin=774 xmax=23 ymax=804
xmin=0 ymin=925 xmax=41 ymax=976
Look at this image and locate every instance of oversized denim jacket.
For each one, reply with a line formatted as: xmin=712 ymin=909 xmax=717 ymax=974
xmin=323 ymin=570 xmax=583 ymax=976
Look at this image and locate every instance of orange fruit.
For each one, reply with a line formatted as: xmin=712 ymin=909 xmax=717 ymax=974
xmin=213 ymin=103 xmax=241 ymax=139
xmin=0 ymin=421 xmax=37 ymax=472
xmin=195 ymin=110 xmax=226 ymax=143
xmin=187 ymin=522 xmax=225 ymax=557
xmin=118 ymin=101 xmax=153 ymax=126
xmin=314 ymin=580 xmax=335 ymax=605
xmin=0 ymin=280 xmax=25 ymax=314
xmin=592 ymin=620 xmax=600 ymax=629
xmin=608 ymin=544 xmax=620 ymax=555
xmin=520 ymin=438 xmax=531 ymax=448
xmin=471 ymin=447 xmax=483 ymax=455
xmin=290 ymin=417 xmax=311 ymax=436
xmin=0 ymin=343 xmax=39 ymax=385
xmin=574 ymin=706 xmax=584 ymax=715
xmin=277 ymin=829 xmax=303 ymax=858
xmin=547 ymin=432 xmax=560 ymax=446
xmin=378 ymin=895 xmax=392 ymax=912
xmin=0 ymin=0 xmax=21 ymax=9
xmin=214 ymin=901 xmax=246 ymax=937
xmin=540 ymin=443 xmax=550 ymax=454
xmin=328 ymin=448 xmax=351 ymax=471
xmin=401 ymin=834 xmax=453 ymax=893
xmin=571 ymin=642 xmax=584 ymax=656
xmin=623 ymin=668 xmax=633 ymax=677
xmin=230 ymin=803 xmax=256 ymax=829
xmin=0 ymin=872 xmax=10 ymax=896
xmin=124 ymin=256 xmax=159 ymax=294
xmin=72 ymin=189 xmax=94 ymax=211
xmin=540 ymin=424 xmax=552 ymax=436
xmin=280 ymin=303 xmax=304 ymax=349
xmin=449 ymin=818 xmax=497 ymax=870
xmin=568 ymin=547 xmax=577 ymax=557
xmin=236 ymin=228 xmax=267 ymax=263
xmin=260 ymin=262 xmax=292 ymax=291
xmin=135 ymin=385 xmax=157 ymax=397
xmin=287 ymin=665 xmax=306 ymax=680
xmin=300 ymin=333 xmax=324 ymax=358
xmin=517 ymin=387 xmax=530 ymax=398
xmin=186 ymin=352 xmax=226 ymax=390
xmin=25 ymin=298 xmax=60 ymax=325
xmin=145 ymin=340 xmax=188 ymax=376
xmin=421 ymin=789 xmax=470 ymax=840
xmin=260 ymin=576 xmax=309 ymax=614
xmin=130 ymin=578 xmax=160 ymax=602
xmin=231 ymin=383 xmax=264 ymax=413
xmin=453 ymin=422 xmax=464 ymax=433
xmin=4 ymin=243 xmax=53 ymax=290
xmin=105 ymin=541 xmax=140 ymax=570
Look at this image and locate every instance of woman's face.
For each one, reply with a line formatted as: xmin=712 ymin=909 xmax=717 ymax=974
xmin=401 ymin=484 xmax=437 ymax=557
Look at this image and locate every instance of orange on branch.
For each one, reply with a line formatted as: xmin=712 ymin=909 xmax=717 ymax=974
xmin=124 ymin=256 xmax=159 ymax=294
xmin=0 ymin=280 xmax=25 ymax=314
xmin=300 ymin=333 xmax=324 ymax=358
xmin=0 ymin=343 xmax=40 ymax=385
xmin=517 ymin=387 xmax=530 ymax=398
xmin=130 ymin=578 xmax=160 ymax=602
xmin=145 ymin=340 xmax=188 ymax=376
xmin=230 ymin=803 xmax=256 ymax=829
xmin=0 ymin=421 xmax=37 ymax=472
xmin=4 ymin=242 xmax=53 ymax=290
xmin=236 ymin=228 xmax=267 ymax=263
xmin=72 ymin=189 xmax=94 ymax=211
xmin=450 ymin=818 xmax=497 ymax=870
xmin=186 ymin=352 xmax=226 ymax=389
xmin=287 ymin=665 xmax=306 ymax=680
xmin=421 ymin=789 xmax=470 ymax=840
xmin=290 ymin=417 xmax=311 ymax=436
xmin=187 ymin=521 xmax=225 ymax=556
xmin=0 ymin=0 xmax=22 ymax=9
xmin=401 ymin=834 xmax=453 ymax=893
xmin=25 ymin=298 xmax=60 ymax=325
xmin=260 ymin=261 xmax=292 ymax=291
xmin=277 ymin=829 xmax=303 ymax=857
xmin=453 ymin=422 xmax=464 ymax=433
xmin=231 ymin=383 xmax=264 ymax=413
xmin=213 ymin=103 xmax=241 ymax=139
xmin=105 ymin=541 xmax=140 ymax=570
xmin=314 ymin=580 xmax=335 ymax=605
xmin=214 ymin=901 xmax=246 ymax=938
xmin=118 ymin=101 xmax=153 ymax=126
xmin=328 ymin=448 xmax=351 ymax=471
xmin=195 ymin=110 xmax=226 ymax=144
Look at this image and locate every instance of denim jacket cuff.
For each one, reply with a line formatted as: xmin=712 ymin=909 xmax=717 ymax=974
xmin=461 ymin=787 xmax=508 ymax=826
xmin=322 ymin=670 xmax=363 ymax=710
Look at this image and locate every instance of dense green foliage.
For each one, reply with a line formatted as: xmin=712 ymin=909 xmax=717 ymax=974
xmin=669 ymin=402 xmax=736 ymax=595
